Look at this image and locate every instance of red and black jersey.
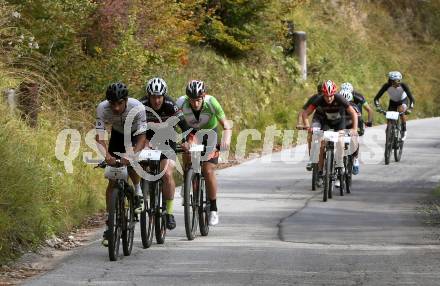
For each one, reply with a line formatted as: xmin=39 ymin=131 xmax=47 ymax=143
xmin=303 ymin=93 xmax=325 ymax=116
xmin=309 ymin=94 xmax=350 ymax=122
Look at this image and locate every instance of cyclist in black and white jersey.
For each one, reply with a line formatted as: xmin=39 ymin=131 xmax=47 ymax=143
xmin=340 ymin=82 xmax=374 ymax=135
xmin=374 ymin=71 xmax=415 ymax=140
xmin=139 ymin=77 xmax=192 ymax=230
xmin=340 ymin=89 xmax=362 ymax=175
xmin=95 ymin=82 xmax=147 ymax=246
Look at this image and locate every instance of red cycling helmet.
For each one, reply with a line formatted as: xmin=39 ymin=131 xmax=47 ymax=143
xmin=321 ymin=80 xmax=337 ymax=97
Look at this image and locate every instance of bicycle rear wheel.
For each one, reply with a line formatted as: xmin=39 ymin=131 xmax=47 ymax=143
xmin=311 ymin=163 xmax=318 ymax=191
xmin=338 ymin=167 xmax=345 ymax=196
xmin=108 ymin=187 xmax=122 ymax=261
xmin=184 ymin=168 xmax=199 ymax=240
xmin=154 ymin=181 xmax=167 ymax=244
xmin=199 ymin=177 xmax=210 ymax=236
xmin=328 ymin=150 xmax=334 ymax=199
xmin=140 ymin=180 xmax=154 ymax=249
xmin=122 ymin=186 xmax=135 ymax=256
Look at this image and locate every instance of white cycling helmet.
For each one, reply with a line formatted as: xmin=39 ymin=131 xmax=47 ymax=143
xmin=388 ymin=71 xmax=402 ymax=81
xmin=340 ymin=82 xmax=353 ymax=93
xmin=340 ymin=89 xmax=353 ymax=102
xmin=146 ymin=77 xmax=168 ymax=96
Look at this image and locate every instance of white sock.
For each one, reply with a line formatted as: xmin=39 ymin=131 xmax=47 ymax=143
xmin=135 ymin=183 xmax=142 ymax=196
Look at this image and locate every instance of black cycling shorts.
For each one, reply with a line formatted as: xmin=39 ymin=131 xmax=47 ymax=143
xmin=108 ymin=129 xmax=140 ymax=159
xmin=388 ymin=98 xmax=408 ymax=111
xmin=312 ymin=116 xmax=345 ymax=131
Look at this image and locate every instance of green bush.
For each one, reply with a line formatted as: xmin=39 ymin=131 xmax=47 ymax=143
xmin=198 ymin=0 xmax=267 ymax=57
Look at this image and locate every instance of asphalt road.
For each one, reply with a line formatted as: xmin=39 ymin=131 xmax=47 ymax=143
xmin=25 ymin=118 xmax=440 ymax=285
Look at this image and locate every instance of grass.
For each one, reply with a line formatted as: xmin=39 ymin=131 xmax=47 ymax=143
xmin=0 ymin=104 xmax=106 ymax=264
xmin=419 ymin=186 xmax=440 ymax=226
xmin=433 ymin=187 xmax=440 ymax=198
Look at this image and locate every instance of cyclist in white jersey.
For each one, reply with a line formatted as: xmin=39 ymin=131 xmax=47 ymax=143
xmin=374 ymin=71 xmax=415 ymax=140
xmin=95 ymin=82 xmax=147 ymax=246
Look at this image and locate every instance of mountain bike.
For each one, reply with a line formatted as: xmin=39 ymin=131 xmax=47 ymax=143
xmin=97 ymin=160 xmax=135 ymax=261
xmin=309 ymin=127 xmax=322 ymax=191
xmin=297 ymin=126 xmax=321 ymax=191
xmin=342 ymin=131 xmax=353 ymax=195
xmin=378 ymin=109 xmax=405 ymax=165
xmin=177 ymin=144 xmax=218 ymax=240
xmin=322 ymin=131 xmax=340 ymax=202
xmin=138 ymin=149 xmax=167 ymax=248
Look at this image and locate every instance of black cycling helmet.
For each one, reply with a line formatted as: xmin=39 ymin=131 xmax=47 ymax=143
xmin=186 ymin=80 xmax=205 ymax=99
xmin=316 ymin=82 xmax=323 ymax=94
xmin=106 ymin=82 xmax=128 ymax=102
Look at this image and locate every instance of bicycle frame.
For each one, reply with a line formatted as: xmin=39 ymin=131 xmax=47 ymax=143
xmin=177 ymin=144 xmax=214 ymax=240
xmin=322 ymin=131 xmax=340 ymax=202
xmin=138 ymin=149 xmax=167 ymax=246
xmin=380 ymin=110 xmax=404 ymax=164
xmin=98 ymin=161 xmax=135 ymax=261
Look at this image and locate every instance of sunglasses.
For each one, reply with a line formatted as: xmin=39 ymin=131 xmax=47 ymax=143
xmin=189 ymin=97 xmax=203 ymax=101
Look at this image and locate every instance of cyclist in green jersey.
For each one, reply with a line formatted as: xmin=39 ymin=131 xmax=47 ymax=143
xmin=177 ymin=80 xmax=232 ymax=226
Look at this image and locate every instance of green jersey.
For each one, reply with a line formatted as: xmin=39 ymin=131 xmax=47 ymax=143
xmin=176 ymin=95 xmax=225 ymax=129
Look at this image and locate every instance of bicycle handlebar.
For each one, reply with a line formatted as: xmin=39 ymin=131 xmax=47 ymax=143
xmin=376 ymin=107 xmax=408 ymax=116
xmin=296 ymin=126 xmax=309 ymax=131
xmin=95 ymin=158 xmax=121 ymax=169
xmin=175 ymin=143 xmax=220 ymax=154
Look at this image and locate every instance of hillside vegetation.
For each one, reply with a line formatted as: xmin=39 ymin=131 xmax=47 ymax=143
xmin=0 ymin=0 xmax=439 ymax=263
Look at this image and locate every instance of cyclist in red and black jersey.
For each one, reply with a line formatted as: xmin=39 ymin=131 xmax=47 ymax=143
xmin=303 ymin=80 xmax=358 ymax=133
xmin=302 ymin=80 xmax=358 ymax=181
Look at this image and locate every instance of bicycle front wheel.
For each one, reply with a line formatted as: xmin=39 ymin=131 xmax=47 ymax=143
xmin=154 ymin=181 xmax=167 ymax=244
xmin=108 ymin=187 xmax=122 ymax=261
xmin=345 ymin=155 xmax=353 ymax=194
xmin=384 ymin=122 xmax=393 ymax=165
xmin=184 ymin=168 xmax=199 ymax=240
xmin=394 ymin=140 xmax=404 ymax=162
xmin=122 ymin=186 xmax=135 ymax=256
xmin=140 ymin=180 xmax=154 ymax=249
xmin=328 ymin=150 xmax=334 ymax=199
xmin=199 ymin=177 xmax=209 ymax=236
xmin=323 ymin=149 xmax=333 ymax=202
xmin=394 ymin=124 xmax=404 ymax=162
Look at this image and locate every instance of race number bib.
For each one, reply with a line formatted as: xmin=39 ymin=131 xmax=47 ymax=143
xmin=325 ymin=112 xmax=341 ymax=120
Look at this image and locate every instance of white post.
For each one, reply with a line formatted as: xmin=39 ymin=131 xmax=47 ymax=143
xmin=294 ymin=31 xmax=307 ymax=80
xmin=4 ymin=89 xmax=16 ymax=110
